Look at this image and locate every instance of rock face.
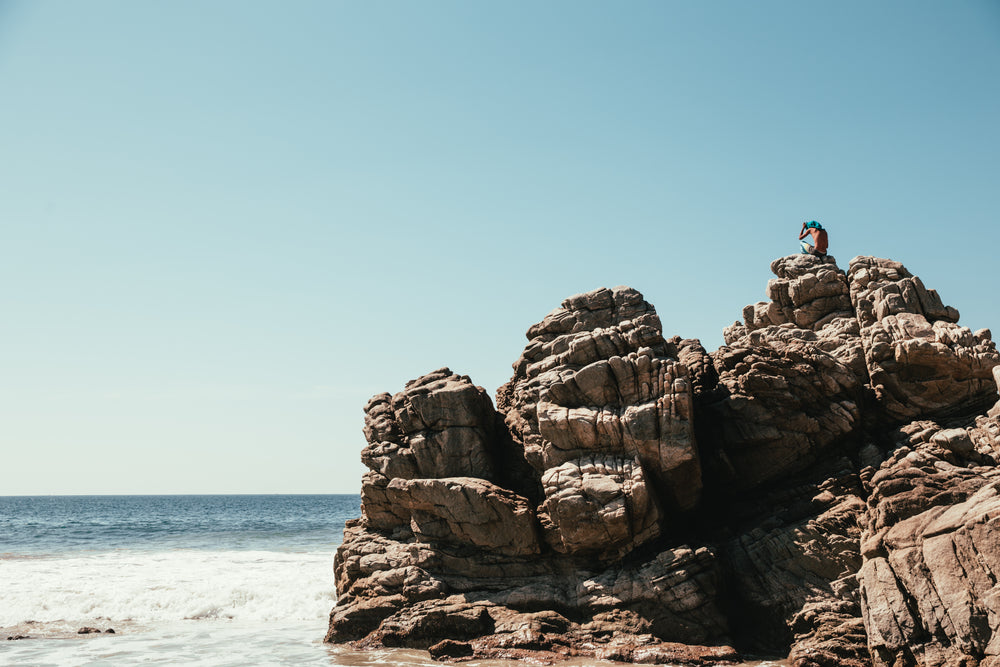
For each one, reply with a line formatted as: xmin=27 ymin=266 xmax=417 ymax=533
xmin=501 ymin=287 xmax=703 ymax=518
xmin=858 ymin=417 xmax=1000 ymax=667
xmin=328 ymin=255 xmax=1000 ymax=666
xmin=706 ymin=338 xmax=863 ymax=488
xmin=849 ymin=257 xmax=997 ymax=421
xmin=538 ymin=455 xmax=659 ymax=559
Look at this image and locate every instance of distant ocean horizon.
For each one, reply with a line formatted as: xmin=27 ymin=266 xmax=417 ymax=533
xmin=0 ymin=495 xmax=786 ymax=666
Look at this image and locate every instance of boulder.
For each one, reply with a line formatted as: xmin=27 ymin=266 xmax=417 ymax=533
xmin=848 ymin=256 xmax=999 ymax=420
xmin=360 ymin=369 xmax=498 ymax=482
xmin=738 ymin=254 xmax=853 ymax=332
xmin=705 ymin=339 xmax=863 ymax=488
xmin=362 ymin=599 xmax=496 ymax=649
xmin=538 ymin=455 xmax=659 ymax=559
xmin=534 ymin=349 xmax=700 ymax=510
xmin=501 ymin=286 xmax=703 ymax=514
xmin=385 ymin=476 xmax=540 ymax=557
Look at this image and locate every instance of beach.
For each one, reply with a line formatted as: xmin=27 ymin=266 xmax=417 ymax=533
xmin=0 ymin=495 xmax=786 ymax=666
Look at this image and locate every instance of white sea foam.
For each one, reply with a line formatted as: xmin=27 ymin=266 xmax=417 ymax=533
xmin=0 ymin=548 xmax=789 ymax=667
xmin=0 ymin=549 xmax=336 ymax=630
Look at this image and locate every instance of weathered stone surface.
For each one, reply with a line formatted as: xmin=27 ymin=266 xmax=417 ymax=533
xmin=726 ymin=315 xmax=868 ymax=381
xmin=427 ymin=610 xmax=738 ymax=664
xmin=328 ymin=253 xmax=1000 ymax=666
xmin=858 ymin=419 xmax=1000 ymax=667
xmin=788 ymin=598 xmax=871 ymax=667
xmin=673 ymin=336 xmax=720 ymax=395
xmin=538 ymin=455 xmax=659 ymax=559
xmin=705 ymin=340 xmax=863 ymax=488
xmin=359 ymin=470 xmax=412 ymax=534
xmin=739 ymin=254 xmax=853 ymax=332
xmin=330 ymin=298 xmax=729 ymax=660
xmin=710 ymin=255 xmax=877 ymax=490
xmin=535 ymin=349 xmax=700 ymax=510
xmin=720 ymin=461 xmax=867 ymax=659
xmin=427 ymin=638 xmax=475 ymax=659
xmin=501 ymin=286 xmax=702 ymax=514
xmin=363 ymin=599 xmax=496 ymax=649
xmin=726 ymin=255 xmax=1000 ymax=428
xmin=715 ymin=253 xmax=999 ymax=491
xmin=326 ymin=526 xmax=450 ymax=645
xmin=361 ymin=369 xmax=498 ymax=483
xmin=990 ymin=365 xmax=1000 ymax=418
xmin=848 ymin=256 xmax=999 ymax=420
xmin=596 ymin=640 xmax=741 ymax=665
xmin=576 ymin=544 xmax=726 ymax=642
xmin=386 ymin=477 xmax=540 ymax=557
xmin=329 ymin=517 xmax=730 ymax=655
xmin=357 ymin=369 xmax=510 ymax=533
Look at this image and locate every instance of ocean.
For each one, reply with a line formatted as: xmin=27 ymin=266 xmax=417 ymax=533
xmin=0 ymin=495 xmax=786 ymax=666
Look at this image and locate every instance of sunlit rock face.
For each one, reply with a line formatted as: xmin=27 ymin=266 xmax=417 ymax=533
xmin=847 ymin=255 xmax=999 ymax=421
xmin=502 ymin=286 xmax=703 ymax=517
xmin=538 ymin=454 xmax=660 ymax=560
xmin=328 ymin=254 xmax=1000 ymax=667
xmin=857 ymin=416 xmax=1000 ymax=667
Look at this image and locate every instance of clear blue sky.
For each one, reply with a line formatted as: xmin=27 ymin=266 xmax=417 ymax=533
xmin=1 ymin=1 xmax=998 ymax=494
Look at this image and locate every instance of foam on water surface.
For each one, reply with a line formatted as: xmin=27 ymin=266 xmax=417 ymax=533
xmin=0 ymin=548 xmax=788 ymax=666
xmin=0 ymin=496 xmax=788 ymax=666
xmin=1 ymin=549 xmax=336 ymax=631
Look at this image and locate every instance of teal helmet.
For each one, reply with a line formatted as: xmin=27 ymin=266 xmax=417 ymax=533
xmin=805 ymin=220 xmax=824 ymax=230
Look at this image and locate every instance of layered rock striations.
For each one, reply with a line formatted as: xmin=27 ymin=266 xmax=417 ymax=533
xmin=858 ymin=419 xmax=1000 ymax=667
xmin=328 ymin=255 xmax=1000 ymax=666
xmin=848 ymin=256 xmax=997 ymax=421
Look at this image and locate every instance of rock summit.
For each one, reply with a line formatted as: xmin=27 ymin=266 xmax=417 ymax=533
xmin=327 ymin=254 xmax=1000 ymax=667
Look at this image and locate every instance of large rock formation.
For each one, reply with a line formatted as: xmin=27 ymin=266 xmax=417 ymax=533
xmin=858 ymin=417 xmax=1000 ymax=667
xmin=327 ymin=254 xmax=1000 ymax=666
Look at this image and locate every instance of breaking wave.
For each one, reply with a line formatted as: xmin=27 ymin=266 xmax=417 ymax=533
xmin=0 ymin=549 xmax=336 ymax=629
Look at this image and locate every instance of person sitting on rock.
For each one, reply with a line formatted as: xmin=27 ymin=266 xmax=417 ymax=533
xmin=799 ymin=220 xmax=828 ymax=257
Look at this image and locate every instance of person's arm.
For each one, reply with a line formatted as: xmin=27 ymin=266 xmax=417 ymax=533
xmin=798 ymin=223 xmax=809 ymax=240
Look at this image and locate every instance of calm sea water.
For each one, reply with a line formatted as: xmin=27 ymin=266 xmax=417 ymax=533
xmin=0 ymin=495 xmax=785 ymax=667
xmin=1 ymin=495 xmax=356 ymax=555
